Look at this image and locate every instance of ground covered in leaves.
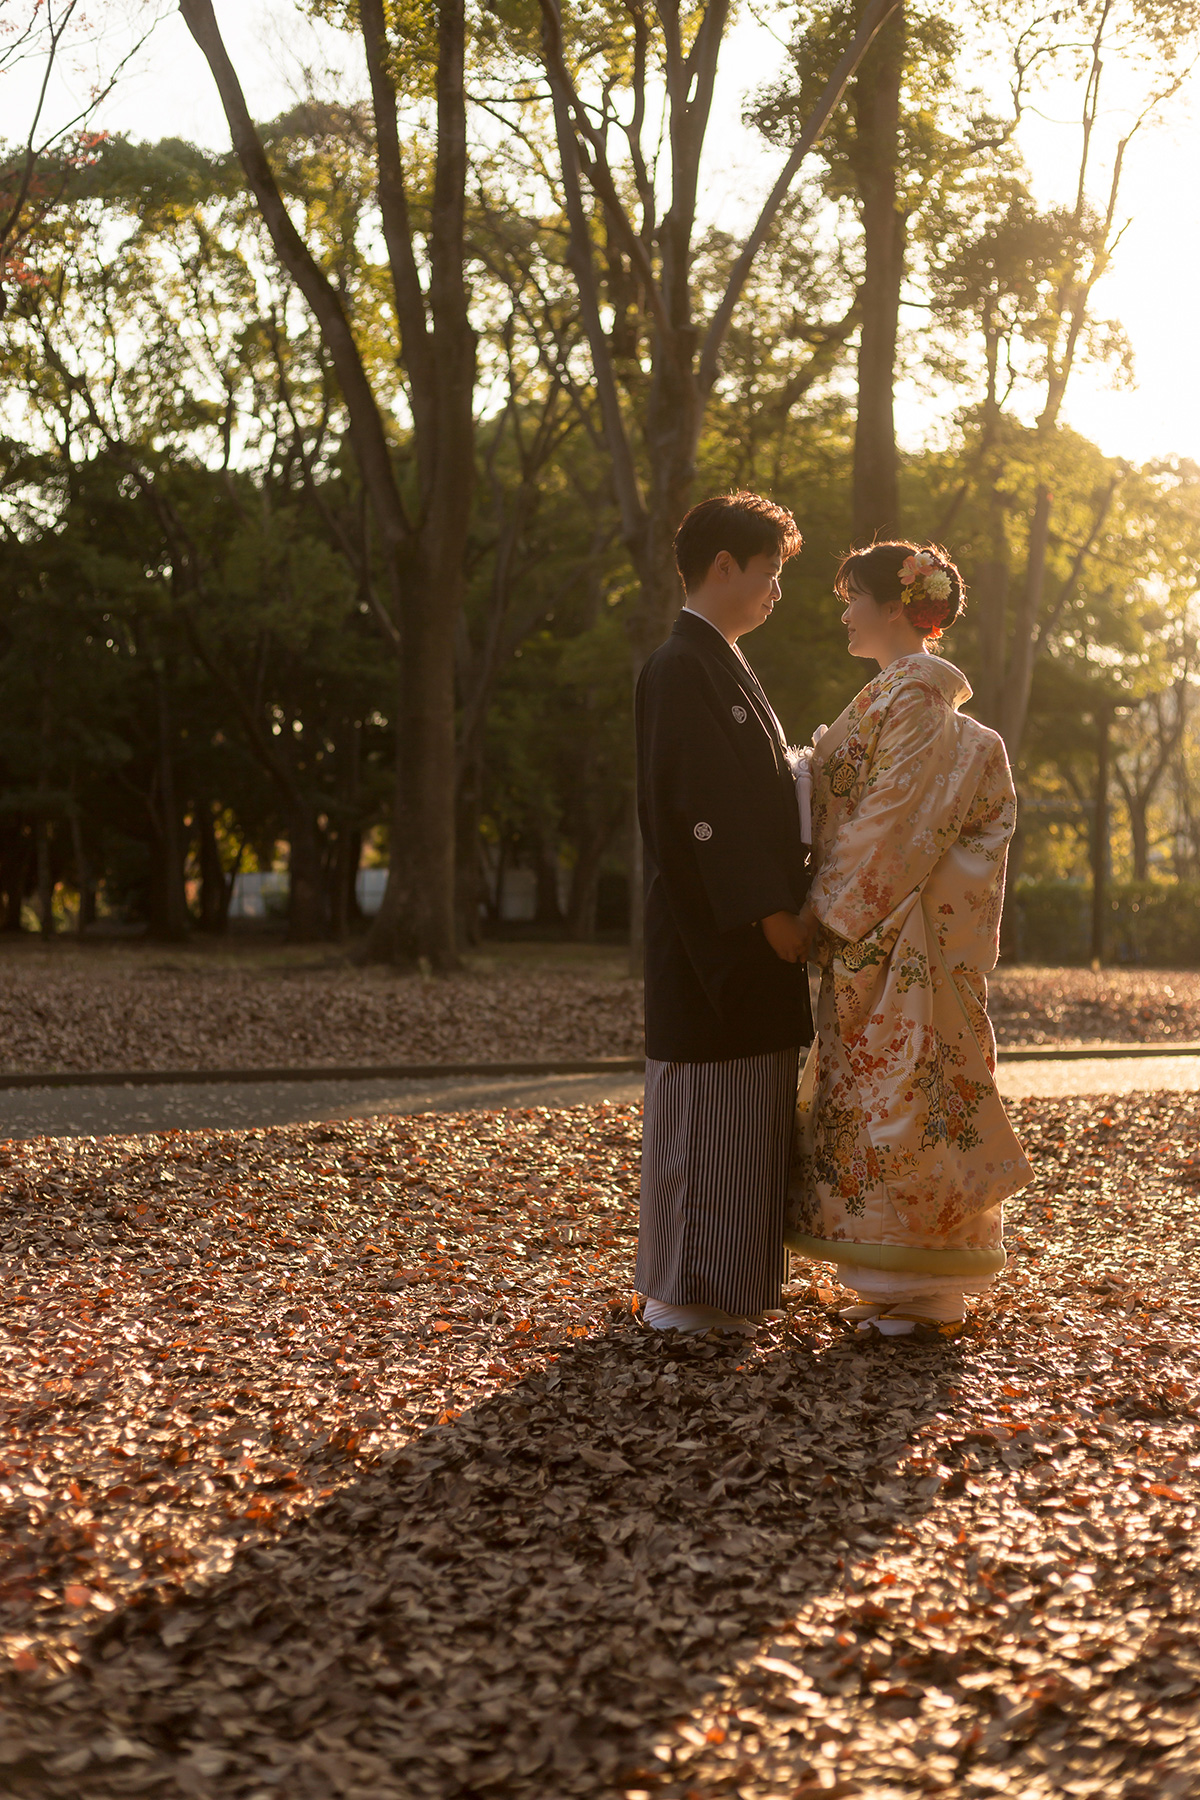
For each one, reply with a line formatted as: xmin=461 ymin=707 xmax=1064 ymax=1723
xmin=0 ymin=954 xmax=644 ymax=1074
xmin=1 ymin=1092 xmax=1200 ymax=1797
xmin=8 ymin=952 xmax=1200 ymax=1075
xmin=987 ymin=967 xmax=1200 ymax=1047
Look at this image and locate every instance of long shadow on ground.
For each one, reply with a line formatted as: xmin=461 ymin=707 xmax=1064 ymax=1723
xmin=1 ymin=1314 xmax=961 ymax=1799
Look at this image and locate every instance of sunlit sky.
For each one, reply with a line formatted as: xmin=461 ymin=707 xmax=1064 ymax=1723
xmin=7 ymin=0 xmax=1198 ymax=469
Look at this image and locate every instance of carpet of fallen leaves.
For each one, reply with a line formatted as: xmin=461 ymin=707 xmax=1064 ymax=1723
xmin=9 ymin=958 xmax=1200 ymax=1077
xmin=0 ymin=962 xmax=645 ymax=1074
xmin=988 ymin=967 xmax=1200 ymax=1046
xmin=1 ymin=1091 xmax=1200 ymax=1799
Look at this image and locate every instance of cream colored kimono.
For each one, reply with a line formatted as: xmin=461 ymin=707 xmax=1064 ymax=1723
xmin=786 ymin=653 xmax=1031 ymax=1283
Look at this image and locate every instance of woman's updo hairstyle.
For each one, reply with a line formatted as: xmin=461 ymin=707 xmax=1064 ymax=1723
xmin=834 ymin=540 xmax=966 ymax=640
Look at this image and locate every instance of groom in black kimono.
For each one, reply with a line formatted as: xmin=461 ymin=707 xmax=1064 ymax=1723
xmin=635 ymin=492 xmax=814 ymax=1332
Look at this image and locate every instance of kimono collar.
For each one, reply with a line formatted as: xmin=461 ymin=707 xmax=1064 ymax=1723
xmin=674 ymin=607 xmax=735 ymax=652
xmin=672 ymin=610 xmax=787 ymax=745
xmin=672 ymin=608 xmax=758 ymax=686
xmin=892 ymin=651 xmax=972 ymax=711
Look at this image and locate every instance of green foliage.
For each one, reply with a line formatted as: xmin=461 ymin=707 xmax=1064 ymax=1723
xmin=4 ymin=2 xmax=1200 ymax=954
xmin=1012 ymin=879 xmax=1200 ymax=967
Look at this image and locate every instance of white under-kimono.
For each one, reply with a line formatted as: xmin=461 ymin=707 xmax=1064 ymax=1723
xmin=785 ymin=653 xmax=1032 ymax=1311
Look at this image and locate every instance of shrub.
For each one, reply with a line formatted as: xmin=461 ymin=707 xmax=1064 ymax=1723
xmin=1008 ymin=880 xmax=1200 ymax=965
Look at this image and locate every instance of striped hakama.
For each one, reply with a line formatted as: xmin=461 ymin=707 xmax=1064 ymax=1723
xmin=635 ymin=1048 xmax=800 ymax=1317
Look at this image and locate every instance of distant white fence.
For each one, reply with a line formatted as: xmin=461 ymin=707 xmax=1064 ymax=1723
xmin=227 ymin=864 xmax=553 ymax=922
xmin=227 ymin=868 xmax=388 ymax=920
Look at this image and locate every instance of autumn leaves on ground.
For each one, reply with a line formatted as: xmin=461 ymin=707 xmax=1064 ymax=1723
xmin=0 ymin=1067 xmax=1198 ymax=1799
xmin=4 ymin=946 xmax=1200 ymax=1075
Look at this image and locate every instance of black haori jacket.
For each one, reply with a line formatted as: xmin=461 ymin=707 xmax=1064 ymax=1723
xmin=636 ymin=609 xmax=814 ymax=1062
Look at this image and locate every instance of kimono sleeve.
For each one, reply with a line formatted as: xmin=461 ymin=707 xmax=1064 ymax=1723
xmin=809 ymin=680 xmax=967 ymax=944
xmin=639 ymin=653 xmax=799 ymax=932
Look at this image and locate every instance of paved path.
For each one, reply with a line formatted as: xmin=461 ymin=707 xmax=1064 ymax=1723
xmin=998 ymin=1054 xmax=1200 ymax=1100
xmin=0 ymin=1071 xmax=649 ymax=1141
xmin=3 ymin=1054 xmax=1200 ymax=1141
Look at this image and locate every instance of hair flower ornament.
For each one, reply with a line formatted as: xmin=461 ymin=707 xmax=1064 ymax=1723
xmin=899 ymin=549 xmax=938 ymax=586
xmin=897 ymin=548 xmax=954 ymax=638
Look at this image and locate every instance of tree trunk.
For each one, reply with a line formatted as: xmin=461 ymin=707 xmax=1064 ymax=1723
xmin=624 ymin=348 xmax=700 ymax=974
xmin=360 ymin=0 xmax=475 ymax=970
xmin=195 ymin=800 xmax=229 ymax=933
xmin=328 ymin=724 xmax=363 ymax=941
xmin=454 ymin=741 xmax=486 ymax=949
xmin=68 ymin=803 xmax=95 ymax=935
xmin=35 ymin=818 xmax=55 ymax=936
xmin=1090 ymin=700 xmax=1112 ymax=967
xmin=148 ymin=669 xmax=191 ymax=942
xmin=566 ymin=807 xmax=621 ymax=943
xmin=1000 ymin=483 xmax=1052 ymax=754
xmin=367 ymin=565 xmax=463 ymax=967
xmin=183 ymin=0 xmax=475 ymax=970
xmin=851 ymin=2 xmax=906 ymax=544
xmin=0 ymin=825 xmax=30 ymax=932
xmin=1128 ymin=791 xmax=1150 ymax=881
xmin=329 ymin=825 xmax=362 ymax=941
xmin=533 ymin=831 xmax=564 ymax=929
xmin=566 ymin=851 xmax=601 ymax=943
xmin=972 ymin=480 xmax=1010 ymax=730
xmin=287 ymin=812 xmax=327 ymax=943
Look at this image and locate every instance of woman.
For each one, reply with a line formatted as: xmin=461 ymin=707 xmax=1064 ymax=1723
xmin=786 ymin=542 xmax=1032 ymax=1338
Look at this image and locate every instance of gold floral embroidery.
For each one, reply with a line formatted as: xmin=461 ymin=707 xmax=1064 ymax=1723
xmin=914 ymin=1042 xmax=988 ymax=1154
xmin=812 ymin=1097 xmax=883 ymax=1217
xmin=837 ymin=935 xmax=886 ymax=974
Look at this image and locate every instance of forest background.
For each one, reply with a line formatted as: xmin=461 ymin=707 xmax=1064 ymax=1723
xmin=4 ymin=0 xmax=1200 ymax=968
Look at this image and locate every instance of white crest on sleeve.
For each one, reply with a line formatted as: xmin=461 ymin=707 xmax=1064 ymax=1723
xmin=693 ymin=821 xmax=713 ymax=841
xmin=731 ymin=704 xmax=748 ymax=723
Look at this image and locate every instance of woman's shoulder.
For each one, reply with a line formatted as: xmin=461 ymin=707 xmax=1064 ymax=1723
xmin=853 ymin=653 xmax=967 ymax=724
xmin=879 ymin=652 xmax=970 ymax=707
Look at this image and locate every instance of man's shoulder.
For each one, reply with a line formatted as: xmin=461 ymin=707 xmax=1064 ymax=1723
xmin=640 ymin=632 xmax=701 ymax=694
xmin=642 ymin=620 xmax=731 ymax=684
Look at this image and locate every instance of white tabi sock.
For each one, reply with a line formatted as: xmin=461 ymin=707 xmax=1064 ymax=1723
xmin=643 ymin=1298 xmax=753 ymax=1334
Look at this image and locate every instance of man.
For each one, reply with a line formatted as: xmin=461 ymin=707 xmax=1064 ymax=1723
xmin=635 ymin=491 xmax=815 ymax=1333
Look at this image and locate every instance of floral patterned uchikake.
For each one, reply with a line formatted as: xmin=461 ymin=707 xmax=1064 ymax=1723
xmin=786 ymin=652 xmax=1033 ymax=1305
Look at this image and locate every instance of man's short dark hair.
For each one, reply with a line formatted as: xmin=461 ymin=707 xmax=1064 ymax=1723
xmin=673 ymin=491 xmax=803 ymax=592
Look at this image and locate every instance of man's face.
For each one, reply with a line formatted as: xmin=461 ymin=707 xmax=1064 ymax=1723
xmin=721 ymin=549 xmax=783 ymax=637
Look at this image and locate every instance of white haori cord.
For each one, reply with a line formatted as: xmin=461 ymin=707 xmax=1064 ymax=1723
xmin=838 ymin=1268 xmax=993 ymax=1334
xmin=787 ymin=724 xmax=827 ymax=845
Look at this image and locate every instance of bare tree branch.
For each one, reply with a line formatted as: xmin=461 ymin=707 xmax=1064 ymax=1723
xmin=698 ymin=0 xmax=900 ymax=396
xmin=178 ymin=0 xmax=413 ymax=559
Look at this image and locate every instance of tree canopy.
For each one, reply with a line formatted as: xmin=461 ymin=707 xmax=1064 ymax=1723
xmin=2 ymin=0 xmax=1199 ymax=959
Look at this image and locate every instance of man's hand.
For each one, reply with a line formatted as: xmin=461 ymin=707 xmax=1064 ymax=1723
xmin=761 ymin=905 xmax=817 ymax=964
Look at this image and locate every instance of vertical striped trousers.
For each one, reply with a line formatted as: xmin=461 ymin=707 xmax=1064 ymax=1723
xmin=635 ymin=1048 xmax=800 ymax=1317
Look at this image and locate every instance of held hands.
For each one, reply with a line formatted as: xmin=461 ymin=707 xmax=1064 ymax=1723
xmin=761 ymin=903 xmax=818 ymax=964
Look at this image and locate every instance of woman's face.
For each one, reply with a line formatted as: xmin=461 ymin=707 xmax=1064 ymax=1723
xmin=841 ymin=575 xmax=899 ymax=662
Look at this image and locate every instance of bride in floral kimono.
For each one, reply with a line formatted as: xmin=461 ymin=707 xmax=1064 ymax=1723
xmin=787 ymin=542 xmax=1032 ymax=1338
